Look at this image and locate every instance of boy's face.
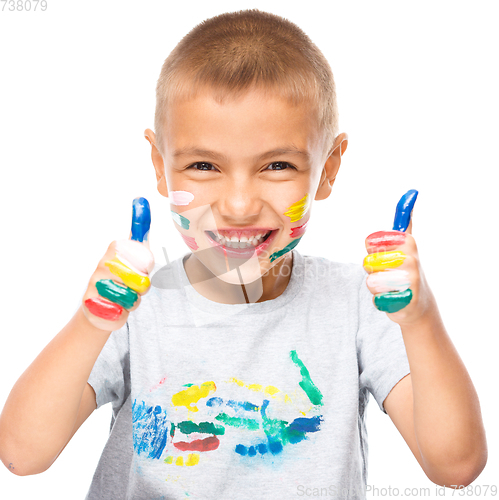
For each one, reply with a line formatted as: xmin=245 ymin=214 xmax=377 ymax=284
xmin=146 ymin=87 xmax=346 ymax=286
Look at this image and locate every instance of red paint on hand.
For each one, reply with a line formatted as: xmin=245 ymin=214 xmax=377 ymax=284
xmin=366 ymin=230 xmax=406 ymax=250
xmin=173 ymin=435 xmax=220 ymax=452
xmin=85 ymin=297 xmax=123 ymax=321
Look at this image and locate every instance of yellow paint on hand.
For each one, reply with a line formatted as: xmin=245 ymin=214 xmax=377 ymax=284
xmin=363 ymin=251 xmax=406 ymax=273
xmin=171 ymin=381 xmax=216 ymax=412
xmin=284 ymin=194 xmax=310 ymax=222
xmin=186 ymin=453 xmax=200 ymax=466
xmin=105 ymin=258 xmax=150 ymax=293
xmin=175 ymin=456 xmax=184 ymax=466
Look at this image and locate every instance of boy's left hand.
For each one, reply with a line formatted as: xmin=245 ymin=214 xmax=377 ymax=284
xmin=363 ymin=190 xmax=436 ymax=327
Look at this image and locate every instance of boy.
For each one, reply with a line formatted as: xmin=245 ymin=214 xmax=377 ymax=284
xmin=0 ymin=8 xmax=487 ymax=499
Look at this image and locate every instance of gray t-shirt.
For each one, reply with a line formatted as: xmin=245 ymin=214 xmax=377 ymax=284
xmin=85 ymin=250 xmax=410 ymax=500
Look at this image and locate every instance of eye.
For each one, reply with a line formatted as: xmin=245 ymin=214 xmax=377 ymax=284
xmin=265 ymin=162 xmax=296 ymax=171
xmin=188 ymin=162 xmax=217 ymax=171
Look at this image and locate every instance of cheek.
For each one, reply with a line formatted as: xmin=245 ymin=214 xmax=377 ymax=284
xmin=283 ymin=193 xmax=311 ymax=223
xmin=169 ymin=190 xmax=195 ymax=206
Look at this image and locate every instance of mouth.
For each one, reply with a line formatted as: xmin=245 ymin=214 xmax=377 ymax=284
xmin=204 ymin=228 xmax=277 ymax=258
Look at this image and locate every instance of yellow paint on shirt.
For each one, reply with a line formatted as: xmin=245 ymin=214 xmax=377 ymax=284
xmin=171 ymin=381 xmax=216 ymax=412
xmin=186 ymin=453 xmax=200 ymax=466
xmin=247 ymin=384 xmax=262 ymax=392
xmin=284 ymin=194 xmax=310 ymax=222
xmin=363 ymin=251 xmax=406 ymax=273
xmin=105 ymin=258 xmax=150 ymax=294
xmin=265 ymin=385 xmax=280 ymax=395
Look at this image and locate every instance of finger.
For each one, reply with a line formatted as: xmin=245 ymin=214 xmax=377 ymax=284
xmin=365 ymin=230 xmax=407 ymax=254
xmin=393 ymin=189 xmax=418 ymax=233
xmin=95 ymin=279 xmax=139 ymax=310
xmin=104 ymin=259 xmax=151 ymax=294
xmin=131 ymin=197 xmax=151 ymax=242
xmin=374 ymin=289 xmax=413 ymax=313
xmin=363 ymin=251 xmax=406 ymax=274
xmin=84 ymin=296 xmax=124 ymax=321
xmin=366 ymin=270 xmax=411 ymax=294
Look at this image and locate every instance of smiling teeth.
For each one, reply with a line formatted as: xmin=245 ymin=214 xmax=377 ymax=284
xmin=210 ymin=231 xmax=271 ymax=248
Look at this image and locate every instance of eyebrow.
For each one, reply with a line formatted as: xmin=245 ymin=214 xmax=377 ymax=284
xmin=172 ymin=146 xmax=311 ymax=162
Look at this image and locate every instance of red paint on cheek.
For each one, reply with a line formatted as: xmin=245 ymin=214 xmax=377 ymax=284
xmin=366 ymin=231 xmax=406 ymax=249
xmin=181 ymin=233 xmax=199 ymax=250
xmin=290 ymin=220 xmax=308 ymax=238
xmin=173 ymin=435 xmax=220 ymax=452
xmin=85 ymin=297 xmax=123 ymax=321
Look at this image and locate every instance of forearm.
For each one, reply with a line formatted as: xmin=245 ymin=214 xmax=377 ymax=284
xmin=0 ymin=306 xmax=111 ymax=475
xmin=401 ymin=303 xmax=487 ymax=484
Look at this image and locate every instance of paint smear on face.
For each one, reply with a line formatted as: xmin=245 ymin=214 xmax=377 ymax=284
xmin=171 ymin=211 xmax=190 ymax=230
xmin=85 ymin=296 xmax=123 ymax=320
xmin=269 ymin=237 xmax=302 ymax=263
xmin=284 ymin=194 xmax=310 ymax=222
xmin=367 ymin=270 xmax=411 ymax=293
xmin=181 ymin=233 xmax=198 ymax=250
xmin=290 ymin=220 xmax=308 ymax=238
xmin=169 ymin=191 xmax=195 ymax=206
xmin=171 ymin=381 xmax=216 ymax=412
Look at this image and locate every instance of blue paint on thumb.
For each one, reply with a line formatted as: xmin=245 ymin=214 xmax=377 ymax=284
xmin=131 ymin=197 xmax=151 ymax=242
xmin=393 ymin=189 xmax=418 ymax=232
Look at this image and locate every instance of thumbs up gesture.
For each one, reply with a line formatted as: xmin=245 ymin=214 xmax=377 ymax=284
xmin=363 ymin=190 xmax=434 ymax=326
xmin=82 ymin=198 xmax=155 ymax=331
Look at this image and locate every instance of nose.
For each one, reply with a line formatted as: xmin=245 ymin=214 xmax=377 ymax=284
xmin=217 ymin=174 xmax=263 ymax=220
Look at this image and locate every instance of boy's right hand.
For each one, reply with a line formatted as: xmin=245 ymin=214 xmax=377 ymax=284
xmin=82 ymin=198 xmax=155 ymax=331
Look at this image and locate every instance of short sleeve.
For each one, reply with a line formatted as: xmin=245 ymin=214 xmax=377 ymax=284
xmin=87 ymin=322 xmax=130 ymax=412
xmin=356 ymin=272 xmax=411 ymax=414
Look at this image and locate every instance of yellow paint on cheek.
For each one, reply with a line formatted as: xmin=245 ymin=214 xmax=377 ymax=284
xmin=284 ymin=194 xmax=311 ymax=222
xmin=104 ymin=259 xmax=151 ymax=293
xmin=171 ymin=381 xmax=216 ymax=412
xmin=363 ymin=251 xmax=406 ymax=272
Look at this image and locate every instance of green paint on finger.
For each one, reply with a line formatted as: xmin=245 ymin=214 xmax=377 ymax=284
xmin=269 ymin=237 xmax=302 ymax=262
xmin=374 ymin=289 xmax=413 ymax=313
xmin=95 ymin=279 xmax=138 ymax=309
xmin=171 ymin=211 xmax=190 ymax=229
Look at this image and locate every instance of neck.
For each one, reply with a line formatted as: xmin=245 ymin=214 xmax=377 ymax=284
xmin=183 ymin=252 xmax=294 ymax=305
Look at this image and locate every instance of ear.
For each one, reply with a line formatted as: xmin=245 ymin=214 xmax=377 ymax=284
xmin=315 ymin=133 xmax=348 ymax=201
xmin=144 ymin=128 xmax=169 ymax=198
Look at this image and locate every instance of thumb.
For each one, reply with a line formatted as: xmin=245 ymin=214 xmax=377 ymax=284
xmin=130 ymin=197 xmax=151 ymax=243
xmin=393 ymin=189 xmax=418 ymax=234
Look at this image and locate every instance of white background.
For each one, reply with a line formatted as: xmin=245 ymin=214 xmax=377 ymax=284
xmin=1 ymin=1 xmax=498 ymax=498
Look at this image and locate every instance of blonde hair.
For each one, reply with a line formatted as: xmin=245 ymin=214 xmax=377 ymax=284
xmin=154 ymin=9 xmax=339 ymax=160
